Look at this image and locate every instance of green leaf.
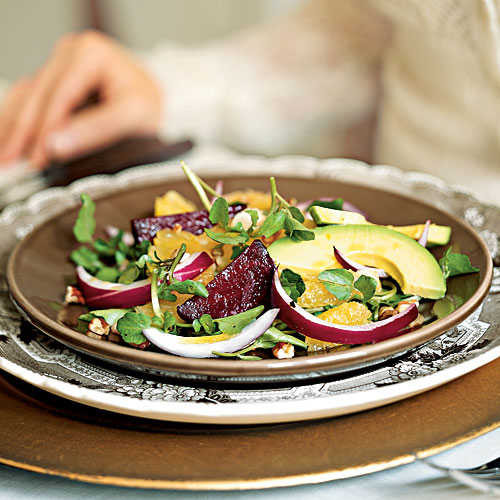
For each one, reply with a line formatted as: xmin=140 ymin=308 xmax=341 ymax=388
xmin=229 ymin=221 xmax=245 ymax=233
xmin=260 ymin=327 xmax=307 ymax=349
xmin=288 ymin=206 xmax=305 ymax=223
xmin=73 ymin=193 xmax=96 ymax=243
xmin=280 ymin=268 xmax=306 ymax=302
xmin=70 ymin=246 xmax=102 ymax=273
xmin=90 ymin=308 xmax=131 ymax=326
xmin=158 ymin=289 xmax=177 ymax=301
xmin=192 ymin=318 xmax=202 ymax=333
xmin=432 ymin=272 xmax=480 ymax=319
xmin=93 ymin=238 xmax=116 ymax=257
xmin=245 ymin=209 xmax=260 ymax=233
xmin=257 ymin=211 xmax=286 ymax=238
xmin=307 ymin=198 xmax=343 ymax=212
xmin=166 ymin=279 xmax=209 ymax=298
xmin=115 ymin=250 xmax=127 ymax=265
xmin=231 ymin=245 xmax=248 ymax=260
xmin=116 ymin=312 xmax=151 ymax=345
xmin=204 ymin=228 xmax=249 ymax=245
xmin=215 ymin=306 xmax=264 ymax=335
xmin=354 ymin=275 xmax=378 ymax=302
xmin=209 ymin=197 xmax=230 ymax=229
xmin=213 ymin=326 xmax=306 ymax=358
xmin=135 ymin=254 xmax=150 ymax=269
xmin=129 ymin=240 xmax=151 ymax=260
xmin=199 ymin=314 xmax=216 ymax=334
xmin=95 ymin=266 xmax=120 ymax=282
xmin=78 ymin=313 xmax=95 ymax=322
xmin=284 ymin=215 xmax=315 ymax=242
xmin=163 ymin=311 xmax=177 ymax=332
xmin=118 ymin=264 xmax=140 ymax=284
xmin=440 ymin=248 xmax=479 ymax=280
xmin=318 ymin=269 xmax=354 ymax=301
xmin=151 ymin=316 xmax=164 ymax=329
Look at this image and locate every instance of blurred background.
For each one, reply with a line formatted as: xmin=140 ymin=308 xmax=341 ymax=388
xmin=0 ymin=0 xmax=301 ymax=80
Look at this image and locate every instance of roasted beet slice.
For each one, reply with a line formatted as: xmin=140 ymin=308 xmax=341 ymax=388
xmin=131 ymin=203 xmax=246 ymax=242
xmin=177 ymin=240 xmax=275 ymax=321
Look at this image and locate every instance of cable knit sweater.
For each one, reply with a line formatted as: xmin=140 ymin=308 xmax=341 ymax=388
xmin=144 ymin=0 xmax=500 ymax=205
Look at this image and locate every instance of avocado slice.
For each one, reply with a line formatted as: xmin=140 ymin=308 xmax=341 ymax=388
xmin=268 ymin=224 xmax=446 ymax=299
xmin=386 ymin=224 xmax=451 ymax=246
xmin=310 ymin=206 xmax=451 ymax=246
xmin=310 ymin=206 xmax=367 ymax=226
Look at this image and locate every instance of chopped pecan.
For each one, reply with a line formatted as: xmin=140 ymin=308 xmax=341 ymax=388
xmin=272 ymin=342 xmax=294 ymax=359
xmin=396 ymin=299 xmax=419 ymax=314
xmin=378 ymin=306 xmax=396 ymax=321
xmin=408 ymin=313 xmax=425 ymax=329
xmin=64 ymin=286 xmax=85 ymax=305
xmin=88 ymin=317 xmax=110 ymax=336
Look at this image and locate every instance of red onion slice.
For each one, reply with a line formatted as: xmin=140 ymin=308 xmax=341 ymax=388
xmin=210 ymin=180 xmax=224 ymax=203
xmin=77 ymin=252 xmax=213 ymax=309
xmin=173 ymin=251 xmax=214 ymax=282
xmin=334 ymin=247 xmax=389 ymax=279
xmin=418 ymin=220 xmax=431 ymax=247
xmin=143 ymin=308 xmax=279 ymax=358
xmin=77 ymin=266 xmax=151 ymax=308
xmin=271 ymin=271 xmax=417 ymax=344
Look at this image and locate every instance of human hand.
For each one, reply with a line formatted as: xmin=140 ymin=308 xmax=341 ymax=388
xmin=0 ymin=31 xmax=163 ymax=169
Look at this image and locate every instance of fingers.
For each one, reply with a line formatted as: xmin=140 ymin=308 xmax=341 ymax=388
xmin=47 ymin=99 xmax=147 ymax=161
xmin=0 ymin=78 xmax=33 ymax=164
xmin=0 ymin=35 xmax=75 ymax=164
xmin=29 ymin=38 xmax=107 ymax=168
xmin=0 ymin=31 xmax=163 ymax=168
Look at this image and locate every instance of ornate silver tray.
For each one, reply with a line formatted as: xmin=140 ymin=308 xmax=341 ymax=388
xmin=0 ymin=149 xmax=498 ymax=424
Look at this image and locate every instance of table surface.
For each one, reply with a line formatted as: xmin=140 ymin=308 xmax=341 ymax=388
xmin=0 ymin=427 xmax=498 ymax=499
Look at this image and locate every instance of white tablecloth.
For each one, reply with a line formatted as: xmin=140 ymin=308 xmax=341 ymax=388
xmin=0 ymin=427 xmax=498 ymax=499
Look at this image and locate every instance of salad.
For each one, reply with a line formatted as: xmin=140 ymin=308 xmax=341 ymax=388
xmin=64 ymin=162 xmax=480 ymax=360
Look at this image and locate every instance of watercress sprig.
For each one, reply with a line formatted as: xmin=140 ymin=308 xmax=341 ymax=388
xmin=256 ymin=177 xmax=315 ymax=242
xmin=318 ymin=268 xmax=378 ymax=303
xmin=73 ymin=193 xmax=96 ymax=243
xmin=213 ymin=326 xmax=307 ymax=360
xmin=149 ymin=243 xmax=209 ymax=317
xmin=439 ymin=247 xmax=479 ymax=279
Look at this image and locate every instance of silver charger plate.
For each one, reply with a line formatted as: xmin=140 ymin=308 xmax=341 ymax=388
xmin=0 ymin=148 xmax=498 ymax=424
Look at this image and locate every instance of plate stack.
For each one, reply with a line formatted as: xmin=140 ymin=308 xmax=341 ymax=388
xmin=0 ymin=151 xmax=498 ymax=489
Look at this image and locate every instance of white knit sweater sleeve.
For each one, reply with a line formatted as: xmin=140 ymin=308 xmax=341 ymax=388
xmin=142 ymin=0 xmax=390 ymax=158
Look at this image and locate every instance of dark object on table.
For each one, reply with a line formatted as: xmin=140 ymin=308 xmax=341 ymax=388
xmin=132 ymin=203 xmax=247 ymax=242
xmin=44 ymin=136 xmax=193 ymax=187
xmin=177 ymin=240 xmax=275 ymax=321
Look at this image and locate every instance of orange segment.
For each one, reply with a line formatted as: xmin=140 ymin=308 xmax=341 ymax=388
xmin=151 ymin=228 xmax=220 ymax=260
xmin=305 ymin=302 xmax=371 ymax=352
xmin=297 ymin=276 xmax=342 ymax=309
xmin=317 ymin=302 xmax=372 ymax=326
xmin=154 ymin=191 xmax=196 ymax=216
xmin=225 ymin=190 xmax=272 ymax=211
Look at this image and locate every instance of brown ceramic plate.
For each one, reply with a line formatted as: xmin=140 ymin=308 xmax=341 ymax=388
xmin=6 ymin=174 xmax=493 ymax=384
xmin=0 ymin=361 xmax=498 ymax=489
